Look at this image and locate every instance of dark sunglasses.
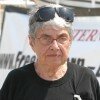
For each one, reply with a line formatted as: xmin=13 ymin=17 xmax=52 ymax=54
xmin=34 ymin=7 xmax=74 ymax=23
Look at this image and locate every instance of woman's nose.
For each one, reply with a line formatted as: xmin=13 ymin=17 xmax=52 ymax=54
xmin=49 ymin=40 xmax=60 ymax=51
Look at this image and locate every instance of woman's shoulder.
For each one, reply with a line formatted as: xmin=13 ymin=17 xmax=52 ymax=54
xmin=6 ymin=63 xmax=34 ymax=81
xmin=68 ymin=62 xmax=96 ymax=80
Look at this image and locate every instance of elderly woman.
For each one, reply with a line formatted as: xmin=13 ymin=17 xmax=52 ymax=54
xmin=0 ymin=4 xmax=100 ymax=100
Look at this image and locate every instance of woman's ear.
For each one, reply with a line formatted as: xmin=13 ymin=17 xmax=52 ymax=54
xmin=28 ymin=35 xmax=35 ymax=51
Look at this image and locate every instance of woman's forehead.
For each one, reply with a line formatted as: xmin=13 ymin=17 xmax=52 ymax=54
xmin=42 ymin=24 xmax=66 ymax=31
xmin=36 ymin=26 xmax=69 ymax=36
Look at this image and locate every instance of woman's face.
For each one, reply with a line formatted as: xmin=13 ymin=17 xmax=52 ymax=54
xmin=29 ymin=26 xmax=72 ymax=67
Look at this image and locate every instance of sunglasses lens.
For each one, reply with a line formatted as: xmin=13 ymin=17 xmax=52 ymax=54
xmin=37 ymin=7 xmax=55 ymax=22
xmin=56 ymin=7 xmax=74 ymax=22
xmin=35 ymin=7 xmax=74 ymax=22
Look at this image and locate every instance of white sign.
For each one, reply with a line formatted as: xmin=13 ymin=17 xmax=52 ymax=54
xmin=70 ymin=17 xmax=100 ymax=82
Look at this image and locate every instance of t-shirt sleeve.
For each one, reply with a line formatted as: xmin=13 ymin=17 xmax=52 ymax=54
xmin=0 ymin=70 xmax=16 ymax=100
xmin=74 ymin=66 xmax=100 ymax=100
xmin=86 ymin=68 xmax=100 ymax=100
xmin=91 ymin=72 xmax=100 ymax=100
xmin=95 ymin=79 xmax=100 ymax=100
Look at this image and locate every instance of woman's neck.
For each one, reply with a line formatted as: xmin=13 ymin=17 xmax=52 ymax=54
xmin=34 ymin=62 xmax=68 ymax=81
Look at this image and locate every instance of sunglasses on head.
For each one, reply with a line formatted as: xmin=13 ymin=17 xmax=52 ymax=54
xmin=34 ymin=6 xmax=74 ymax=23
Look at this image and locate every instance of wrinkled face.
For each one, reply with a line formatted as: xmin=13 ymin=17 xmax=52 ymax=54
xmin=29 ymin=26 xmax=72 ymax=67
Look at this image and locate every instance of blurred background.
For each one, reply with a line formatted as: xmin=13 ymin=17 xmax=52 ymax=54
xmin=1 ymin=0 xmax=100 ymax=29
xmin=0 ymin=0 xmax=100 ymax=88
xmin=1 ymin=0 xmax=100 ymax=34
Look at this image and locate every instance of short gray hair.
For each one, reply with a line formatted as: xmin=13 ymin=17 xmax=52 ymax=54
xmin=29 ymin=5 xmax=73 ymax=37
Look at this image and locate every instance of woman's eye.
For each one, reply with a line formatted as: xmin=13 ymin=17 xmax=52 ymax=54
xmin=59 ymin=37 xmax=68 ymax=40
